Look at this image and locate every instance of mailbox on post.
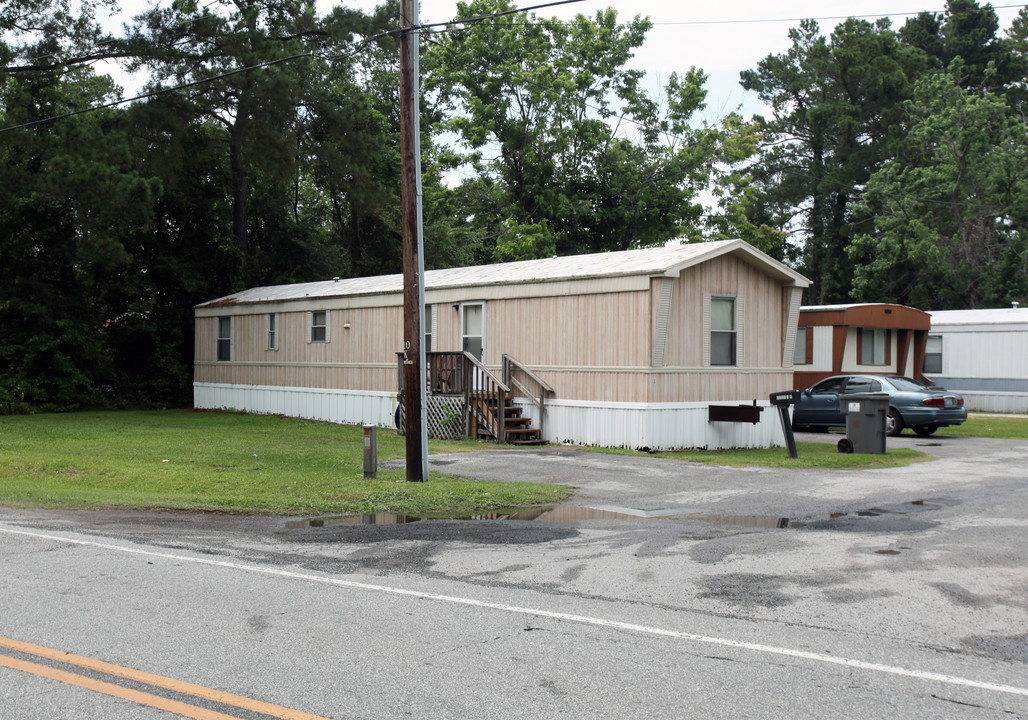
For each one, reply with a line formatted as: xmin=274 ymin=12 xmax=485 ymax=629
xmin=769 ymin=390 xmax=800 ymax=459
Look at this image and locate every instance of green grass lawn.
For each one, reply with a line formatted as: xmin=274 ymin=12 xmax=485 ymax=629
xmin=943 ymin=414 xmax=1028 ymax=440
xmin=2 ymin=410 xmax=1023 ymax=515
xmin=0 ymin=410 xmax=571 ymax=515
xmin=589 ymin=441 xmax=930 ymax=468
xmin=646 ymin=443 xmax=929 ymax=468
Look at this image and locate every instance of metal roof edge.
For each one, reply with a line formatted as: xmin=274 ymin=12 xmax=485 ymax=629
xmin=194 ymin=239 xmax=810 ymax=309
xmin=802 ymin=302 xmax=928 ymax=313
xmin=672 ymin=239 xmax=809 ymax=287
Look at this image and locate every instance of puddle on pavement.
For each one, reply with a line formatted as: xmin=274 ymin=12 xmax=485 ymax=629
xmin=689 ymin=514 xmax=792 ymax=529
xmin=285 ymin=506 xmax=668 ymax=528
xmin=285 ymin=507 xmax=792 ymax=529
xmin=283 ymin=499 xmax=956 ymax=531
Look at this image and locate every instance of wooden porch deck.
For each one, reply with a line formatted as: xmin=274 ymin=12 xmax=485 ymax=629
xmin=397 ymin=351 xmax=552 ymax=445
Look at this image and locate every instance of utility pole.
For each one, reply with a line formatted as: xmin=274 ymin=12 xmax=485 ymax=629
xmin=399 ymin=0 xmax=429 ymax=482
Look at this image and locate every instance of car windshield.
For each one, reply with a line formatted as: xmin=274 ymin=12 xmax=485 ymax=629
xmin=888 ymin=376 xmax=930 ymax=392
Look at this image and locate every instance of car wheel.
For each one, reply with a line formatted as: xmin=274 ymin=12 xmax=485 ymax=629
xmin=912 ymin=425 xmax=938 ymax=437
xmin=886 ymin=408 xmax=903 ymax=437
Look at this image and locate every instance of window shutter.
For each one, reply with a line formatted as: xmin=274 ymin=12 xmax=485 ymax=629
xmin=431 ymin=304 xmax=438 ymax=351
xmin=782 ymin=287 xmax=802 ymax=368
xmin=735 ymin=296 xmax=745 ymax=367
xmin=652 ymin=278 xmax=675 ymax=368
xmin=702 ymin=294 xmax=711 ymax=367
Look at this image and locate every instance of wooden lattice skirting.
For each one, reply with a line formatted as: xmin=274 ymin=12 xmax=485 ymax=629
xmin=397 ymin=395 xmax=467 ymax=440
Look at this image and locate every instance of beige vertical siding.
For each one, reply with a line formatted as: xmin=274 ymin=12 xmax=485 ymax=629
xmin=525 ymin=369 xmax=650 ymax=403
xmin=483 ymin=291 xmax=651 ymax=367
xmin=194 ymin=307 xmax=403 ymax=393
xmin=648 ymin=370 xmax=793 ymax=403
xmin=195 ymin=317 xmax=213 ymax=363
xmin=432 ymin=302 xmax=461 ymax=351
xmin=664 ymin=256 xmax=785 ymax=370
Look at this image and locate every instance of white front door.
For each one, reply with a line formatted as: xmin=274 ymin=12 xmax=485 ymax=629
xmin=461 ymin=302 xmax=486 ymax=387
xmin=461 ymin=302 xmax=485 ymax=360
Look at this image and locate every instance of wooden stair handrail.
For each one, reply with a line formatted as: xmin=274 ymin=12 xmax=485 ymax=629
xmin=461 ymin=351 xmax=508 ymax=443
xmin=462 ymin=351 xmax=509 ymax=393
xmin=502 ymin=353 xmax=552 ymax=440
xmin=502 ymin=354 xmax=553 ymax=394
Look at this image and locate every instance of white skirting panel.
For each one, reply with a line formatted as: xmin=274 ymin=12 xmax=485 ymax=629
xmin=194 ymin=383 xmax=789 ymax=449
xmin=957 ymin=391 xmax=1028 ymax=414
xmin=513 ymin=398 xmax=787 ymax=450
xmin=194 ymin=383 xmax=397 ymax=427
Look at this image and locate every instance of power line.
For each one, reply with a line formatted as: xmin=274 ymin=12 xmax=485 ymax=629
xmin=419 ymin=0 xmax=585 ymax=30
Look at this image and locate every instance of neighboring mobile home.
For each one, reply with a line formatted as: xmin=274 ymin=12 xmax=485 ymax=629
xmin=792 ymin=304 xmax=931 ymax=390
xmin=194 ymin=239 xmax=809 ymax=449
xmin=926 ymin=306 xmax=1028 ymax=413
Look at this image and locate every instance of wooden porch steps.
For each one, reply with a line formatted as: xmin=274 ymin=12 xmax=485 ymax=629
xmin=406 ymin=352 xmax=551 ymax=446
xmin=472 ymin=393 xmax=546 ymax=445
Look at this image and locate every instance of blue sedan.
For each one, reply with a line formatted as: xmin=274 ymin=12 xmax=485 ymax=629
xmin=791 ymin=374 xmax=967 ymax=437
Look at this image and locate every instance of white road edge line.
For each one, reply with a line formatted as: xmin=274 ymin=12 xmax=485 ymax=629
xmin=3 ymin=524 xmax=1026 ymax=699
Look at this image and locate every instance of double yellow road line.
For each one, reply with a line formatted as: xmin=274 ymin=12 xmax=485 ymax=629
xmin=0 ymin=636 xmax=331 ymax=720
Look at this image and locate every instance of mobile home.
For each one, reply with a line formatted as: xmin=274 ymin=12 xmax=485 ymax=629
xmin=926 ymin=307 xmax=1028 ymax=412
xmin=195 ymin=239 xmax=810 ymax=449
xmin=792 ymin=304 xmax=931 ymax=390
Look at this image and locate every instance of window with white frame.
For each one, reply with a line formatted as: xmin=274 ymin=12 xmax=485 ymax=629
xmin=710 ymin=297 xmax=737 ymax=366
xmin=217 ymin=317 xmax=231 ymax=361
xmin=310 ymin=311 xmax=328 ymax=343
xmin=859 ymin=327 xmax=887 ymax=365
xmin=267 ymin=313 xmax=278 ymax=351
xmin=924 ymin=335 xmax=942 ymax=374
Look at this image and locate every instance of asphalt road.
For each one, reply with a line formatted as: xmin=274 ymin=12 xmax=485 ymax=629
xmin=1 ymin=431 xmax=1026 ymax=719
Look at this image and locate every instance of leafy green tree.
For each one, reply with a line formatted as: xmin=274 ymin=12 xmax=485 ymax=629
xmin=124 ymin=0 xmax=391 ymax=272
xmin=1004 ymin=7 xmax=1028 ymax=109
xmin=740 ymin=17 xmax=925 ymax=302
xmin=700 ymin=113 xmax=790 ymax=258
xmin=295 ymin=26 xmax=409 ymax=279
xmin=849 ymin=68 xmax=1028 ymax=309
xmin=1 ymin=0 xmax=125 ymax=77
xmin=494 ymin=220 xmax=555 ymax=262
xmin=425 ymin=0 xmax=726 ymax=258
xmin=899 ymin=0 xmax=1018 ymax=94
xmin=0 ymin=71 xmax=162 ymax=408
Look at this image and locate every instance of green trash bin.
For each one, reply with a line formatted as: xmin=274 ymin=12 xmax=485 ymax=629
xmin=837 ymin=392 xmax=889 ymax=454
